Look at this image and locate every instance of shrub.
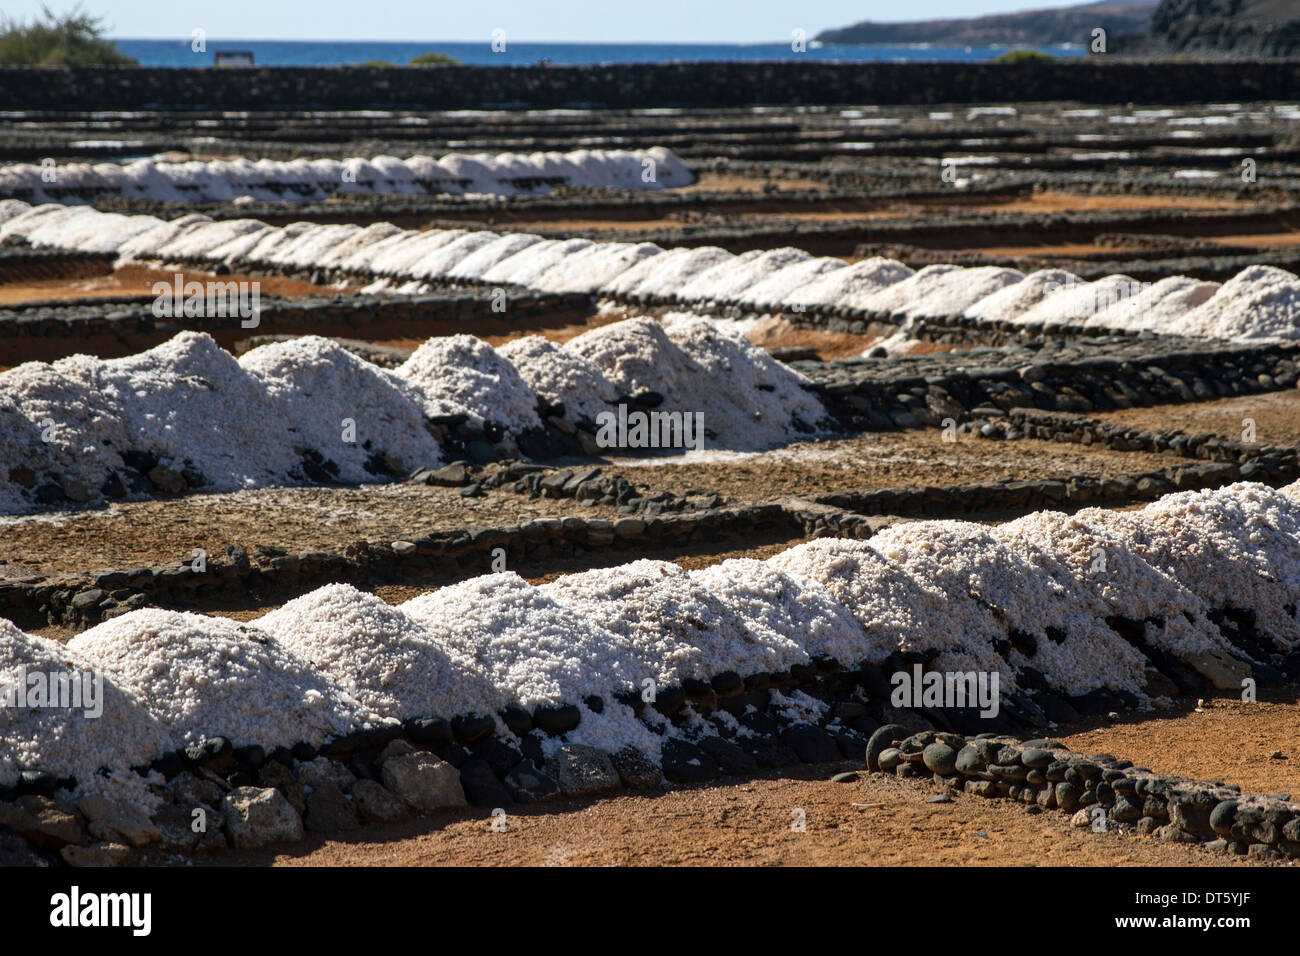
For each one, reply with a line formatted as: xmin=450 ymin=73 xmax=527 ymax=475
xmin=0 ymin=5 xmax=136 ymax=66
xmin=991 ymin=49 xmax=1055 ymax=64
xmin=407 ymin=51 xmax=461 ymax=67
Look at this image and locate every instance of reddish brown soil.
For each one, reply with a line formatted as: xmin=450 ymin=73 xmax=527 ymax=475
xmin=1090 ymin=389 xmax=1300 ymax=446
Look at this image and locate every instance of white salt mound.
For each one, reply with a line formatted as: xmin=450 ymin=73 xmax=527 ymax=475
xmin=964 ymin=269 xmax=1081 ymax=323
xmin=785 ymin=257 xmax=915 ymax=310
xmin=255 ymin=584 xmax=491 ymax=720
xmin=992 ymin=510 xmax=1229 ymax=659
xmin=1083 ymin=275 xmax=1221 ymax=332
xmin=397 ymin=334 xmax=542 ymax=436
xmin=858 ymin=264 xmax=966 ymax=315
xmin=1165 ymin=266 xmax=1300 ymax=340
xmin=399 ymin=573 xmax=645 ymax=707
xmin=871 ymin=519 xmax=1149 ymax=693
xmin=239 ymin=336 xmax=444 ymax=480
xmin=1133 ymin=483 xmax=1300 ymax=644
xmin=496 ymin=335 xmax=617 ymax=425
xmin=0 ymin=619 xmax=172 ymax=789
xmin=893 ymin=266 xmax=1024 ymax=319
xmin=1014 ymin=274 xmax=1144 ymax=328
xmin=69 ymin=610 xmax=371 ymax=750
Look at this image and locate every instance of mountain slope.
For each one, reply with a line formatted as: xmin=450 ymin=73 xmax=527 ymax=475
xmin=816 ymin=1 xmax=1158 ymax=46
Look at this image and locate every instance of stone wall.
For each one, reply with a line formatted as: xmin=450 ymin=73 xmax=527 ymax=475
xmin=2 ymin=61 xmax=1299 ymax=111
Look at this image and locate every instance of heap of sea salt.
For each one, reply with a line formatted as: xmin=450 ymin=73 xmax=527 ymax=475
xmin=1131 ymin=483 xmax=1300 ymax=645
xmin=0 ymin=351 xmax=129 ymax=499
xmin=255 ymin=584 xmax=493 ymax=721
xmin=964 ymin=269 xmax=1082 ymax=324
xmin=784 ymin=257 xmax=914 ymax=310
xmin=858 ymin=264 xmax=968 ymax=316
xmin=68 ymin=610 xmax=372 ymax=750
xmin=1165 ymin=266 xmax=1300 ymax=340
xmin=768 ymin=538 xmax=1012 ymax=680
xmin=1013 ymin=274 xmax=1144 ymax=329
xmin=677 ymin=247 xmax=811 ymax=304
xmin=661 ymin=313 xmax=829 ymax=448
xmin=0 ymin=619 xmax=173 ymax=790
xmin=399 ymin=573 xmax=646 ymax=707
xmin=871 ymin=519 xmax=1149 ymax=693
xmin=690 ymin=558 xmax=868 ymax=667
xmin=736 ymin=256 xmax=848 ymax=310
xmin=889 ymin=266 xmax=1024 ymax=320
xmin=531 ymin=242 xmax=662 ymax=294
xmin=445 ymin=233 xmax=545 ymax=281
xmin=676 ymin=250 xmax=768 ymax=301
xmin=540 ymin=559 xmax=785 ymax=684
xmin=496 ymin=335 xmax=618 ymax=425
xmin=623 ymin=246 xmax=736 ymax=300
xmin=1083 ymin=275 xmax=1221 ymax=333
xmin=397 ymin=334 xmax=541 ymax=436
xmin=480 ymin=237 xmax=596 ymax=287
xmin=239 ymin=336 xmax=443 ymax=481
xmin=992 ymin=509 xmax=1229 ymax=659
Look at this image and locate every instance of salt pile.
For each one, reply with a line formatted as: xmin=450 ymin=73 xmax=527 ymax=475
xmin=884 ymin=266 xmax=1024 ymax=320
xmin=1083 ymin=275 xmax=1221 ymax=332
xmin=0 ymin=619 xmax=172 ymax=793
xmin=480 ymin=238 xmax=595 ymax=287
xmin=619 ymin=246 xmax=737 ymax=300
xmin=10 ymin=201 xmax=1300 ymax=340
xmin=495 ymin=336 xmax=618 ymax=425
xmin=397 ymin=335 xmax=542 ymax=436
xmin=768 ymin=538 xmax=1010 ymax=678
xmin=690 ymin=559 xmax=867 ymax=667
xmin=540 ymin=559 xmax=784 ymax=684
xmin=784 ymin=257 xmax=915 ymax=310
xmin=239 ymin=336 xmax=444 ymax=480
xmin=1130 ymin=484 xmax=1300 ymax=644
xmin=858 ymin=265 xmax=967 ymax=316
xmin=255 ymin=584 xmax=492 ymax=721
xmin=1165 ymin=266 xmax=1300 ymax=340
xmin=0 ymin=148 xmax=693 ymax=203
xmin=992 ymin=510 xmax=1229 ymax=659
xmin=736 ymin=256 xmax=847 ymax=309
xmin=68 ymin=610 xmax=372 ymax=750
xmin=871 ymin=520 xmax=1149 ymax=694
xmin=963 ymin=269 xmax=1081 ymax=323
xmin=399 ymin=573 xmax=645 ymax=707
xmin=677 ymin=247 xmax=811 ymax=304
xmin=1013 ymin=274 xmax=1144 ymax=328
xmin=6 ymin=480 xmax=1300 ymax=803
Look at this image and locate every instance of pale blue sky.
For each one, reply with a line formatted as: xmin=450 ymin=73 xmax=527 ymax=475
xmin=6 ymin=1 xmax=1107 ymax=43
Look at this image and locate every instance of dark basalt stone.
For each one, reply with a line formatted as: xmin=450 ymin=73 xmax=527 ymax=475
xmin=473 ymin=737 xmax=524 ymax=778
xmin=447 ymin=714 xmax=495 ymax=747
xmin=458 ymin=759 xmax=514 ymax=807
xmin=498 ymin=705 xmax=534 ymax=737
xmin=149 ymin=750 xmax=184 ymax=779
xmin=709 ymin=670 xmax=744 ymax=697
xmin=405 ymin=716 xmax=454 ymax=748
xmin=780 ymin=725 xmax=842 ymax=764
xmin=697 ymin=736 xmax=758 ymax=776
xmin=651 ymin=685 xmax=687 ymax=717
xmin=661 ymin=738 xmax=719 ymax=783
xmin=233 ymin=744 xmax=266 ymax=771
xmin=532 ymin=703 xmax=581 ymax=736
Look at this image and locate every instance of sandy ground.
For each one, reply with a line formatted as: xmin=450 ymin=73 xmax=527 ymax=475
xmin=1090 ymin=388 xmax=1300 ymax=446
xmin=0 ymin=262 xmax=326 ymax=306
xmin=0 ymin=431 xmax=1175 ymax=579
xmin=194 ymin=696 xmax=1300 ymax=868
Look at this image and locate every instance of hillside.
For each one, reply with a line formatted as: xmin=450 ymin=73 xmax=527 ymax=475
xmin=815 ymin=1 xmax=1158 ymax=46
xmin=1147 ymin=0 xmax=1300 ymax=55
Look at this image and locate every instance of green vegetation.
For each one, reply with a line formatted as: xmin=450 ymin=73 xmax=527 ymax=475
xmin=0 ymin=5 xmax=136 ymax=66
xmin=407 ymin=51 xmax=461 ymax=67
xmin=358 ymin=59 xmax=398 ymax=68
xmin=991 ymin=48 xmax=1055 ymax=64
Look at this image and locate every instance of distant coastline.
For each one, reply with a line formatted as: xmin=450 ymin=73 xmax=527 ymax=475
xmin=108 ymin=38 xmax=1088 ymax=68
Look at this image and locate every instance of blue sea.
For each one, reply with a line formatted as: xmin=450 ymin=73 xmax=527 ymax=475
xmin=111 ymin=39 xmax=1086 ymax=68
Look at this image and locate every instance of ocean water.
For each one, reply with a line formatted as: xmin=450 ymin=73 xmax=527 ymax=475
xmin=112 ymin=39 xmax=1086 ymax=68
